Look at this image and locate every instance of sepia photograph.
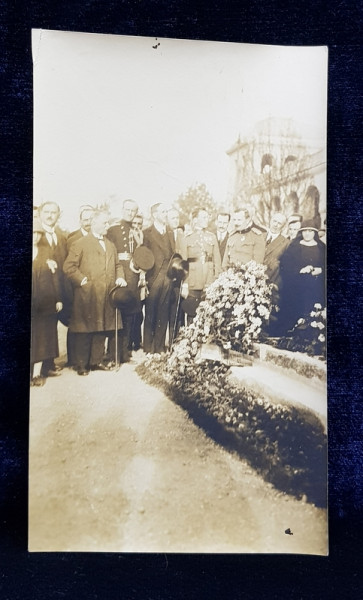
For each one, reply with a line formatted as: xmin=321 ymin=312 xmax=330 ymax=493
xmin=29 ymin=30 xmax=328 ymax=554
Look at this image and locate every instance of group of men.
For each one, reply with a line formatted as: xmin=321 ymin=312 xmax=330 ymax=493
xmin=32 ymin=198 xmax=321 ymax=381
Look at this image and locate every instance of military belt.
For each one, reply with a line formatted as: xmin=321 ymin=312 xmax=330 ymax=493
xmin=118 ymin=252 xmax=131 ymax=261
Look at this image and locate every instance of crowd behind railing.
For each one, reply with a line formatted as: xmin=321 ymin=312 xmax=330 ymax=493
xmin=31 ymin=199 xmax=326 ymax=386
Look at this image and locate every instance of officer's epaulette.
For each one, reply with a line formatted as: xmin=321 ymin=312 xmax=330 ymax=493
xmin=251 ymin=225 xmax=266 ymax=235
xmin=251 ymin=222 xmax=267 ymax=235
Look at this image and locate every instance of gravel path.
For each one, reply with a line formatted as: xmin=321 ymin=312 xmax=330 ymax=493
xmin=29 ymin=356 xmax=327 ymax=554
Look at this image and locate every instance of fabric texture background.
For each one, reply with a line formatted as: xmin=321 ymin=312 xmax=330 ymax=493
xmin=0 ymin=2 xmax=361 ymax=598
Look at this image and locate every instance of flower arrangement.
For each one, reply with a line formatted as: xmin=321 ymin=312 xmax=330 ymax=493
xmin=164 ymin=262 xmax=272 ymax=388
xmin=276 ymin=303 xmax=326 ymax=358
xmin=199 ymin=263 xmax=272 ymax=354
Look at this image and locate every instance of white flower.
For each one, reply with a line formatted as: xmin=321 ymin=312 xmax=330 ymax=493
xmin=314 ymin=303 xmax=322 ymax=310
xmin=318 ymin=334 xmax=325 ymax=342
xmin=317 ymin=322 xmax=324 ymax=330
xmin=310 ymin=321 xmax=318 ymax=328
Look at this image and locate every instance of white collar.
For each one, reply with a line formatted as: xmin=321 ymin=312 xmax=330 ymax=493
xmin=42 ymin=224 xmax=55 ymax=234
xmin=154 ymin=222 xmax=166 ymax=235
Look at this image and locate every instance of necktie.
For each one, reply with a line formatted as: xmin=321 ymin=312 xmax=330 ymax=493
xmin=46 ymin=232 xmax=57 ymax=247
xmin=98 ymin=236 xmax=106 ymax=251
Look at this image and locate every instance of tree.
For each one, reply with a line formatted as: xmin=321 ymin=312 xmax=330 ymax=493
xmin=174 ymin=183 xmax=218 ymax=227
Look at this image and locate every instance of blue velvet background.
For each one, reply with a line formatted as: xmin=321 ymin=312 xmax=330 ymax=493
xmin=1 ymin=1 xmax=361 ymax=598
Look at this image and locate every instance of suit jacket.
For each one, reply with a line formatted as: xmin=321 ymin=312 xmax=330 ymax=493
xmin=38 ymin=226 xmax=71 ymax=322
xmin=63 ymin=233 xmax=123 ymax=333
xmin=38 ymin=226 xmax=68 ymax=267
xmin=217 ymin=233 xmax=229 ymax=262
xmin=263 ymin=233 xmax=290 ymax=286
xmin=67 ymin=228 xmax=86 ymax=252
xmin=169 ymin=227 xmax=187 ymax=259
xmin=143 ymin=225 xmax=175 ymax=289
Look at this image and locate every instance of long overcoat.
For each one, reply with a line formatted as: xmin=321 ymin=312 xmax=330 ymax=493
xmin=31 ymin=246 xmax=61 ymax=364
xmin=63 ymin=234 xmax=124 ymax=333
xmin=263 ymin=233 xmax=290 ymax=287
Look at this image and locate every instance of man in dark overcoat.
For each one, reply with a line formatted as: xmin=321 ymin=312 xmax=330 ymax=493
xmin=263 ymin=213 xmax=290 ymax=335
xmin=63 ymin=210 xmax=126 ymax=375
xmin=143 ymin=203 xmax=175 ymax=354
xmin=263 ymin=213 xmax=290 ymax=287
xmin=38 ymin=201 xmax=69 ymax=375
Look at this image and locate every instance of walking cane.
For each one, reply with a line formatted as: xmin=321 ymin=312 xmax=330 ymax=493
xmin=109 ymin=285 xmax=121 ymax=372
xmin=170 ymin=283 xmax=182 ymax=351
xmin=114 ymin=306 xmax=119 ymax=371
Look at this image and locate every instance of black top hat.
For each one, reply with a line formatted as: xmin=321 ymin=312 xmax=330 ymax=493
xmin=109 ymin=286 xmax=136 ymax=309
xmin=167 ymin=253 xmax=189 ymax=283
xmin=132 ymin=246 xmax=155 ymax=271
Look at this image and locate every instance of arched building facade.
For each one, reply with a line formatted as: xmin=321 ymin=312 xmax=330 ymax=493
xmin=226 ymin=117 xmax=326 ymax=230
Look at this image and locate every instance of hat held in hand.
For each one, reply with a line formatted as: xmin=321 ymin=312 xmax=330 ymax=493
xmin=167 ymin=253 xmax=189 ymax=283
xmin=132 ymin=246 xmax=155 ymax=271
xmin=109 ymin=286 xmax=136 ymax=310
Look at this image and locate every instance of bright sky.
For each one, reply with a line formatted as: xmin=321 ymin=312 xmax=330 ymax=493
xmin=32 ymin=30 xmax=327 ymax=230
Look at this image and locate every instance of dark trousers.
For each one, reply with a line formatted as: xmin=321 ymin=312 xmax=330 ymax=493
xmin=144 ymin=274 xmax=172 ymax=354
xmin=66 ymin=329 xmax=76 ymax=366
xmin=129 ymin=310 xmax=143 ymax=350
xmin=73 ymin=331 xmax=108 ymax=369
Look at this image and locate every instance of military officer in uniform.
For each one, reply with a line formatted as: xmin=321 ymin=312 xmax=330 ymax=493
xmin=107 ymin=199 xmax=141 ymax=361
xmin=222 ymin=207 xmax=266 ymax=268
xmin=184 ymin=207 xmax=221 ymax=321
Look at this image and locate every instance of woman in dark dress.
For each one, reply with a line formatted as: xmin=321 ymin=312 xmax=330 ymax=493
xmin=31 ymin=219 xmax=63 ymax=386
xmin=277 ymin=220 xmax=325 ymax=335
